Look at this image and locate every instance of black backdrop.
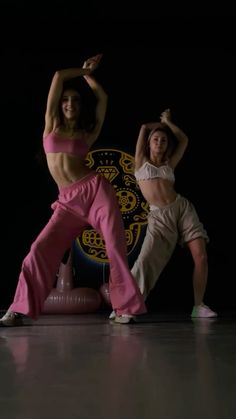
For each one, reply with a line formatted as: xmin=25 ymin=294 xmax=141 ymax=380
xmin=1 ymin=7 xmax=235 ymax=312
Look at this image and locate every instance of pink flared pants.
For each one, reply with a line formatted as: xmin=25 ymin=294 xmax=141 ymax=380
xmin=9 ymin=173 xmax=146 ymax=318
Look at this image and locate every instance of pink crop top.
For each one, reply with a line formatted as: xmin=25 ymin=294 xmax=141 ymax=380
xmin=43 ymin=132 xmax=90 ymax=157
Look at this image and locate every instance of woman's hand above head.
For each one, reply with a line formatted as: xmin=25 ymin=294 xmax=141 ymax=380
xmin=159 ymin=108 xmax=189 ymax=169
xmin=160 ymin=109 xmax=171 ymax=124
xmin=82 ymin=54 xmax=103 ymax=74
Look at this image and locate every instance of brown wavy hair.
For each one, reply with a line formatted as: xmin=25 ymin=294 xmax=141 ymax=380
xmin=145 ymin=123 xmax=177 ymax=162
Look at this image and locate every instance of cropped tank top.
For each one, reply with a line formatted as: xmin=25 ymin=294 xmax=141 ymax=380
xmin=43 ymin=132 xmax=89 ymax=157
xmin=135 ymin=161 xmax=175 ymax=183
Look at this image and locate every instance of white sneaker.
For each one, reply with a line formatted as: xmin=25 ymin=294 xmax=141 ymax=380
xmin=109 ymin=310 xmax=116 ymax=320
xmin=191 ymin=304 xmax=217 ymax=318
xmin=0 ymin=311 xmax=23 ymax=327
xmin=109 ymin=310 xmax=137 ymax=324
xmin=114 ymin=314 xmax=136 ymax=324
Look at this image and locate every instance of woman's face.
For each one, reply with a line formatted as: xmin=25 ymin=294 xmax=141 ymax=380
xmin=61 ymin=89 xmax=81 ymax=120
xmin=149 ymin=130 xmax=168 ymax=155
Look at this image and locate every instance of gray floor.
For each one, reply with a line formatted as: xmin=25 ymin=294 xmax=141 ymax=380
xmin=0 ymin=311 xmax=235 ymax=419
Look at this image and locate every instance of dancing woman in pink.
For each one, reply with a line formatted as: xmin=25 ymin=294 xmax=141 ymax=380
xmin=0 ymin=54 xmax=146 ymax=326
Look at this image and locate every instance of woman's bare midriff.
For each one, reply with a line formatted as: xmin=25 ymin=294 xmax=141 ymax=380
xmin=138 ymin=178 xmax=177 ymax=207
xmin=46 ymin=152 xmax=94 ymax=188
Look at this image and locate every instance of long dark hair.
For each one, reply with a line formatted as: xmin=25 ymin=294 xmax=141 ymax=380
xmin=59 ymin=78 xmax=97 ymax=132
xmin=36 ymin=78 xmax=97 ymax=170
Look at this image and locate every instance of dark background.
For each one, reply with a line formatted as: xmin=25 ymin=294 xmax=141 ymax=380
xmin=1 ymin=3 xmax=235 ymax=313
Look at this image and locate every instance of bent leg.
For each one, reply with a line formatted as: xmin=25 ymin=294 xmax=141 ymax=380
xmin=187 ymin=237 xmax=217 ymax=317
xmin=9 ymin=207 xmax=86 ymax=319
xmin=188 ymin=238 xmax=217 ymax=317
xmin=187 ymin=237 xmax=208 ymax=306
xmin=178 ymin=197 xmax=216 ymax=317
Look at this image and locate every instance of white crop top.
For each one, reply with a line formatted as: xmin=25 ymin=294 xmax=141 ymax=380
xmin=135 ymin=161 xmax=175 ymax=183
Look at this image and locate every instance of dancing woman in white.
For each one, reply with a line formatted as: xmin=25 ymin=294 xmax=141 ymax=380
xmin=127 ymin=109 xmax=217 ymax=318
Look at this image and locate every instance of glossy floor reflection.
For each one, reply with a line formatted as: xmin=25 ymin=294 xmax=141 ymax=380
xmin=0 ymin=311 xmax=235 ymax=419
